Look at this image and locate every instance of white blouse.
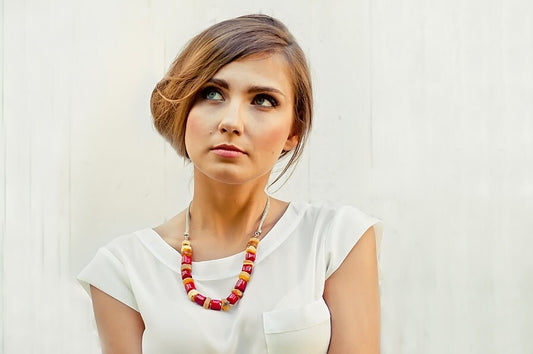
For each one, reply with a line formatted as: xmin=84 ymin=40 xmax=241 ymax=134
xmin=78 ymin=202 xmax=382 ymax=354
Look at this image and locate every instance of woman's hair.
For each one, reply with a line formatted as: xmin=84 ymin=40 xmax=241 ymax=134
xmin=150 ymin=14 xmax=312 ymax=184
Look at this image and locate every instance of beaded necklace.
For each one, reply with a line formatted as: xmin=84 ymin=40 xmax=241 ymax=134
xmin=180 ymin=196 xmax=271 ymax=311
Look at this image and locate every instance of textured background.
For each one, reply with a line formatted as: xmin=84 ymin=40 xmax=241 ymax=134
xmin=1 ymin=0 xmax=532 ymax=353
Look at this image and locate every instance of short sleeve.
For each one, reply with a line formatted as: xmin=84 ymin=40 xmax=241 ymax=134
xmin=77 ymin=247 xmax=139 ymax=311
xmin=324 ymin=206 xmax=383 ymax=279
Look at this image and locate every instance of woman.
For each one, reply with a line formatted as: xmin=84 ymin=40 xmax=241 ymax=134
xmin=78 ymin=14 xmax=382 ymax=354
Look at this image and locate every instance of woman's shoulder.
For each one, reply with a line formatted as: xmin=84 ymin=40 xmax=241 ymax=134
xmin=97 ymin=228 xmax=157 ymax=258
xmin=290 ymin=200 xmax=377 ymax=226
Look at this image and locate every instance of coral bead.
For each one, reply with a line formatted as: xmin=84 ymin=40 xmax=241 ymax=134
xmin=181 ymin=269 xmax=192 ymax=279
xmin=235 ymin=279 xmax=247 ymax=292
xmin=245 ymin=252 xmax=256 ymax=262
xmin=210 ymin=299 xmax=222 ymax=311
xmin=181 ymin=255 xmax=192 ymax=264
xmin=195 ymin=294 xmax=206 ymax=306
xmin=227 ymin=293 xmax=239 ymax=305
xmin=241 ymin=264 xmax=253 ymax=274
xmin=184 ymin=282 xmax=196 ymax=293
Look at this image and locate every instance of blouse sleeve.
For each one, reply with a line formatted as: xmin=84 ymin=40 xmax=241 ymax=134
xmin=77 ymin=246 xmax=139 ymax=311
xmin=324 ymin=205 xmax=383 ymax=279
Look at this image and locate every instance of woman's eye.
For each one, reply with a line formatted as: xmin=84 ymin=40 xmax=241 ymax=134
xmin=202 ymin=88 xmax=223 ymax=101
xmin=253 ymin=95 xmax=277 ymax=107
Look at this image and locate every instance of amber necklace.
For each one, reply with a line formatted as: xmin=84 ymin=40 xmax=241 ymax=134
xmin=180 ymin=196 xmax=271 ymax=311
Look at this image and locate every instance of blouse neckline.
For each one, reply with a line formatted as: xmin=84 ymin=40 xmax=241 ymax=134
xmin=135 ymin=202 xmax=304 ymax=280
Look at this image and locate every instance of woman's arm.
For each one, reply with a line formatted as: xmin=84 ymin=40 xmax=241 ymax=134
xmin=90 ymin=285 xmax=145 ymax=354
xmin=323 ymin=226 xmax=380 ymax=354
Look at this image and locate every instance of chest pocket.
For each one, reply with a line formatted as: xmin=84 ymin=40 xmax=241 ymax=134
xmin=262 ymin=298 xmax=331 ymax=353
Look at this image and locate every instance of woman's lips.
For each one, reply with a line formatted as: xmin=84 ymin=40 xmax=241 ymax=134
xmin=211 ymin=144 xmax=246 ymax=158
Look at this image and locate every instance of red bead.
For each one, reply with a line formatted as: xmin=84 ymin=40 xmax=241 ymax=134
xmin=241 ymin=264 xmax=253 ymax=274
xmin=235 ymin=278 xmax=247 ymax=292
xmin=210 ymin=299 xmax=222 ymax=311
xmin=227 ymin=293 xmax=239 ymax=305
xmin=245 ymin=252 xmax=256 ymax=262
xmin=184 ymin=282 xmax=195 ymax=293
xmin=181 ymin=255 xmax=192 ymax=264
xmin=181 ymin=269 xmax=192 ymax=279
xmin=195 ymin=294 xmax=206 ymax=306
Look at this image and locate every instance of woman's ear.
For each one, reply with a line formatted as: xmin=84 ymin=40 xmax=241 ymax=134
xmin=283 ymin=134 xmax=299 ymax=152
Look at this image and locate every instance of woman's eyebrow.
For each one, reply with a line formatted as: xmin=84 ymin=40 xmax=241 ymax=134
xmin=206 ymin=78 xmax=229 ymax=89
xmin=207 ymin=78 xmax=286 ymax=98
xmin=248 ymin=86 xmax=286 ymax=97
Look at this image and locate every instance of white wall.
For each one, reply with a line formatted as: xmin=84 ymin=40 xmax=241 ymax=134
xmin=1 ymin=0 xmax=532 ymax=353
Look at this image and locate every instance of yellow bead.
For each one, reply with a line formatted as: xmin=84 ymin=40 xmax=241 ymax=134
xmin=246 ymin=245 xmax=256 ymax=254
xmin=187 ymin=289 xmax=199 ymax=301
xmin=248 ymin=237 xmax=259 ymax=247
xmin=203 ymin=297 xmax=211 ymax=309
xmin=232 ymin=289 xmax=243 ymax=298
xmin=183 ymin=277 xmax=194 ymax=285
xmin=239 ymin=271 xmax=250 ymax=282
xmin=221 ymin=299 xmax=231 ymax=311
xmin=182 ymin=240 xmax=191 ymax=247
xmin=181 ymin=245 xmax=192 ymax=256
xmin=243 ymin=260 xmax=254 ymax=267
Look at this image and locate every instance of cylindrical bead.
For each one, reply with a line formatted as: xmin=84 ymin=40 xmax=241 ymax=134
xmin=210 ymin=299 xmax=222 ymax=311
xmin=245 ymin=252 xmax=256 ymax=262
xmin=184 ymin=282 xmax=196 ymax=293
xmin=235 ymin=278 xmax=247 ymax=292
xmin=181 ymin=255 xmax=192 ymax=264
xmin=239 ymin=271 xmax=250 ymax=282
xmin=181 ymin=269 xmax=192 ymax=279
xmin=227 ymin=293 xmax=239 ymax=305
xmin=195 ymin=294 xmax=206 ymax=306
xmin=241 ymin=264 xmax=253 ymax=274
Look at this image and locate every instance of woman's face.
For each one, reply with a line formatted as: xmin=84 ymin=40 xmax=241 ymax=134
xmin=185 ymin=53 xmax=298 ymax=186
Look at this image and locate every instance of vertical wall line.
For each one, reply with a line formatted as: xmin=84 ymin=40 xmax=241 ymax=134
xmin=0 ymin=0 xmax=5 ymax=349
xmin=368 ymin=0 xmax=374 ymax=169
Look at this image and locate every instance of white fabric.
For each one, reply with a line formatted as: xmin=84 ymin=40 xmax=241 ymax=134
xmin=78 ymin=202 xmax=382 ymax=354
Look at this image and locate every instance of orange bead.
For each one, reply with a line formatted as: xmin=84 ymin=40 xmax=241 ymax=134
xmin=221 ymin=298 xmax=231 ymax=311
xmin=248 ymin=237 xmax=259 ymax=247
xmin=232 ymin=289 xmax=243 ymax=298
xmin=246 ymin=245 xmax=257 ymax=254
xmin=239 ymin=271 xmax=250 ymax=282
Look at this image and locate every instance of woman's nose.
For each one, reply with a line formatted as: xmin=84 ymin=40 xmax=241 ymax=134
xmin=218 ymin=100 xmax=245 ymax=135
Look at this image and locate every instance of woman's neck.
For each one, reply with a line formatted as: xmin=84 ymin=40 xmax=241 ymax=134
xmin=189 ymin=173 xmax=270 ymax=244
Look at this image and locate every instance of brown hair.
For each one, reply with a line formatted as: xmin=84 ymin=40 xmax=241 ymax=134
xmin=150 ymin=14 xmax=312 ymax=183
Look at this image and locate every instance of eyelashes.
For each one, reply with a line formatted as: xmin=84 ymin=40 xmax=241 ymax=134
xmin=199 ymin=86 xmax=279 ymax=108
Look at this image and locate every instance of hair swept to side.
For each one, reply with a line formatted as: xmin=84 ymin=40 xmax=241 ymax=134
xmin=150 ymin=14 xmax=313 ymax=185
